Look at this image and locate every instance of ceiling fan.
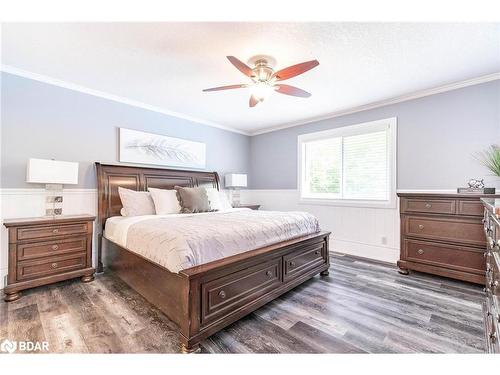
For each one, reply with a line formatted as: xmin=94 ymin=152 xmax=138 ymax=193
xmin=203 ymin=55 xmax=319 ymax=107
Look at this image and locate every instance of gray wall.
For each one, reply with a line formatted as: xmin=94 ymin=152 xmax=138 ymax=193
xmin=1 ymin=72 xmax=250 ymax=188
xmin=250 ymin=80 xmax=500 ymax=190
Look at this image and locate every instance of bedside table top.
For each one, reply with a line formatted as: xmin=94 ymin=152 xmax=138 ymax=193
xmin=3 ymin=214 xmax=96 ymax=227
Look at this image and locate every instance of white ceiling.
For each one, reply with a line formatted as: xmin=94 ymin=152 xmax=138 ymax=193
xmin=2 ymin=22 xmax=500 ymax=135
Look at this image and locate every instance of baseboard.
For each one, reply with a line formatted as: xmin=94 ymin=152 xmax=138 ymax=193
xmin=331 ymin=251 xmax=397 ymax=267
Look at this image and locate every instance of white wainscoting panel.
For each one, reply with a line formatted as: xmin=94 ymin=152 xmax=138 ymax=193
xmin=0 ymin=189 xmax=97 ymax=289
xmin=240 ymin=189 xmax=401 ymax=264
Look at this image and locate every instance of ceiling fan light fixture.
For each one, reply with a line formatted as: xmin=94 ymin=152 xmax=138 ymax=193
xmin=251 ymin=81 xmax=275 ymax=102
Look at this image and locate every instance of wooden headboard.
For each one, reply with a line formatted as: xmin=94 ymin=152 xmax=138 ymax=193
xmin=95 ymin=162 xmax=220 ymax=228
xmin=95 ymin=162 xmax=220 ymax=272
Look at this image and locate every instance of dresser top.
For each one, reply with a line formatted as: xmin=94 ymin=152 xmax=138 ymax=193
xmin=3 ymin=214 xmax=95 ymax=227
xmin=397 ymin=192 xmax=500 ymax=199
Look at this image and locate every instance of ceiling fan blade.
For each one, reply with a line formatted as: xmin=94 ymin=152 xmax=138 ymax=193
xmin=274 ymin=84 xmax=311 ymax=98
xmin=227 ymin=56 xmax=254 ymax=77
xmin=272 ymin=60 xmax=319 ymax=81
xmin=203 ymin=84 xmax=248 ymax=92
xmin=249 ymin=95 xmax=259 ymax=107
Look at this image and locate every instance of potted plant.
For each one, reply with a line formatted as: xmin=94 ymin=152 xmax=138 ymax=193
xmin=475 ymin=145 xmax=500 ymax=189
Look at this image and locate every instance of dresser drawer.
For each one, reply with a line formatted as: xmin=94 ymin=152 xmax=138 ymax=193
xmin=401 ymin=198 xmax=456 ymax=215
xmin=17 ymin=223 xmax=88 ymax=241
xmin=201 ymin=258 xmax=282 ymax=326
xmin=404 ymin=216 xmax=485 ymax=247
xmin=284 ymin=241 xmax=327 ymax=282
xmin=405 ymin=239 xmax=484 ymax=272
xmin=16 ymin=252 xmax=87 ymax=281
xmin=457 ymin=200 xmax=484 ymax=217
xmin=17 ymin=237 xmax=87 ymax=261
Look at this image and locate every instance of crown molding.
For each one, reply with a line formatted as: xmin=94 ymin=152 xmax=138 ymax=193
xmin=2 ymin=65 xmax=498 ymax=138
xmin=0 ymin=65 xmax=251 ymax=136
xmin=249 ymin=72 xmax=500 ymax=136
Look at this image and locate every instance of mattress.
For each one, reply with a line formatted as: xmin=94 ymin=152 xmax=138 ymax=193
xmin=104 ymin=208 xmax=320 ymax=273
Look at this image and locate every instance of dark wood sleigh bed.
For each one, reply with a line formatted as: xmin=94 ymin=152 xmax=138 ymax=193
xmin=95 ymin=162 xmax=331 ymax=353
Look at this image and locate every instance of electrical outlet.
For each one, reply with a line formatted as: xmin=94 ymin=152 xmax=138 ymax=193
xmin=381 ymin=236 xmax=387 ymax=245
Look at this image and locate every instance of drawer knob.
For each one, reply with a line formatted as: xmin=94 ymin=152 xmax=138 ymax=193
xmin=425 ymin=203 xmax=432 ymax=208
xmin=266 ymin=270 xmax=273 ymax=278
xmin=417 ymin=249 xmax=424 ymax=255
xmin=491 ymin=280 xmax=499 ymax=288
xmin=218 ymin=290 xmax=226 ymax=299
xmin=52 ymin=229 xmax=59 ymax=234
xmin=418 ymin=224 xmax=424 ymax=230
xmin=289 ymin=261 xmax=296 ymax=268
xmin=52 ymin=245 xmax=59 ymax=250
xmin=315 ymin=250 xmax=320 ymax=255
xmin=51 ymin=262 xmax=58 ymax=269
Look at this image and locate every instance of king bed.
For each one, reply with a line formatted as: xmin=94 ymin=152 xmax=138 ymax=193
xmin=95 ymin=162 xmax=331 ymax=352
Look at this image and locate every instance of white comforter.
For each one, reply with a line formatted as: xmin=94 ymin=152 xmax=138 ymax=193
xmin=104 ymin=208 xmax=320 ymax=273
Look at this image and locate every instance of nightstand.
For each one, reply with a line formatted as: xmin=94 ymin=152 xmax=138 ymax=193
xmin=234 ymin=204 xmax=261 ymax=210
xmin=3 ymin=214 xmax=95 ymax=302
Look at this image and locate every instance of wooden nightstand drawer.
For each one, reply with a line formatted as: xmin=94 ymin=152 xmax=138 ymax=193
xmin=17 ymin=237 xmax=87 ymax=261
xmin=17 ymin=223 xmax=88 ymax=241
xmin=16 ymin=252 xmax=87 ymax=281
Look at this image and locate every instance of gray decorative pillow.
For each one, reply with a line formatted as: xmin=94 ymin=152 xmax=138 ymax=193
xmin=118 ymin=187 xmax=156 ymax=216
xmin=175 ymin=186 xmax=212 ymax=213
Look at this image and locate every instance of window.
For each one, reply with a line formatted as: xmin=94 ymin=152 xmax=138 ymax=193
xmin=298 ymin=118 xmax=397 ymax=208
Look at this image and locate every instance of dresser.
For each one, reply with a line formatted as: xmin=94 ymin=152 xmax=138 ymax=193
xmin=397 ymin=193 xmax=500 ymax=284
xmin=3 ymin=214 xmax=95 ymax=302
xmin=481 ymin=198 xmax=500 ymax=353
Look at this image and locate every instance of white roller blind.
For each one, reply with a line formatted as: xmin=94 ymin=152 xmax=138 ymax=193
xmin=343 ymin=130 xmax=388 ymax=200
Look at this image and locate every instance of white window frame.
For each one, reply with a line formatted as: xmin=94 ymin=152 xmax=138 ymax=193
xmin=297 ymin=117 xmax=397 ymax=209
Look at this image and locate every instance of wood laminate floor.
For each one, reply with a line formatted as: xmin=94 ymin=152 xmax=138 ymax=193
xmin=0 ymin=254 xmax=486 ymax=353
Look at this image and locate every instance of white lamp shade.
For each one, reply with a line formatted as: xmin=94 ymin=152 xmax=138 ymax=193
xmin=225 ymin=173 xmax=247 ymax=188
xmin=26 ymin=158 xmax=79 ymax=185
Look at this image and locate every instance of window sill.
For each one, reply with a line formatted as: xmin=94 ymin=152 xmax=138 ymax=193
xmin=298 ymin=197 xmax=397 ymax=209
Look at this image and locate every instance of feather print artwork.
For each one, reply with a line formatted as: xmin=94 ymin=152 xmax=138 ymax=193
xmin=119 ymin=128 xmax=206 ymax=169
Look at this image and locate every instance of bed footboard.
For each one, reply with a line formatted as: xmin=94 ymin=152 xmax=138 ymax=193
xmin=178 ymin=231 xmax=331 ymax=352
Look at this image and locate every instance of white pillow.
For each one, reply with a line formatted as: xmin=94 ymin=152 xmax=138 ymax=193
xmin=206 ymin=188 xmax=233 ymax=211
xmin=118 ymin=187 xmax=156 ymax=217
xmin=148 ymin=187 xmax=182 ymax=215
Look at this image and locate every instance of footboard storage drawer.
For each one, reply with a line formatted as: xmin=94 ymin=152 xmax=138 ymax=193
xmin=201 ymin=258 xmax=283 ymax=325
xmin=284 ymin=240 xmax=327 ymax=282
xmin=404 ymin=239 xmax=485 ymax=273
